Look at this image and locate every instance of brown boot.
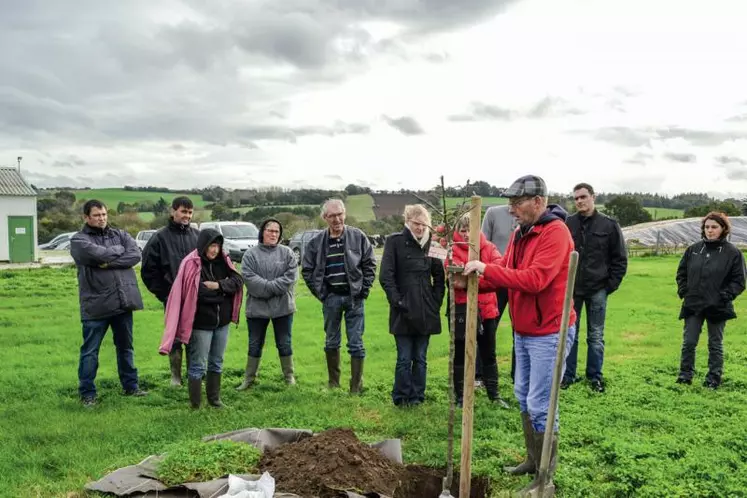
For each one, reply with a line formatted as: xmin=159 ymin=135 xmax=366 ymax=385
xmin=503 ymin=412 xmax=537 ymax=475
xmin=206 ymin=371 xmax=224 ymax=408
xmin=236 ymin=356 xmax=261 ymax=391
xmin=169 ymin=347 xmax=183 ymax=386
xmin=188 ymin=378 xmax=201 ymax=409
xmin=350 ymin=357 xmax=364 ymax=394
xmin=279 ymin=355 xmax=296 ymax=385
xmin=325 ymin=350 xmax=341 ymax=389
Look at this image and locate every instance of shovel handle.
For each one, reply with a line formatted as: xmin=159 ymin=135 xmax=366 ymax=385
xmin=536 ymin=250 xmax=579 ymax=497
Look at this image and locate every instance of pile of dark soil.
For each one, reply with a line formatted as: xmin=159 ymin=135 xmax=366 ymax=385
xmin=258 ymin=427 xmax=407 ymax=497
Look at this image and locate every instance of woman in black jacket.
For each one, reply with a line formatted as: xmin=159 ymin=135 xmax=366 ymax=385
xmin=379 ymin=204 xmax=445 ymax=406
xmin=676 ymin=212 xmax=746 ymax=389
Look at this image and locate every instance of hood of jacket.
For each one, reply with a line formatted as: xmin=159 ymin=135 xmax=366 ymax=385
xmin=258 ymin=217 xmax=283 ymax=244
xmin=197 ymin=228 xmax=223 ymax=260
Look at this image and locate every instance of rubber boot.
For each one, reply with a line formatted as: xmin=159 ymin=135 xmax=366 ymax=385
xmin=169 ymin=347 xmax=183 ymax=386
xmin=279 ymin=355 xmax=296 ymax=385
xmin=188 ymin=378 xmax=201 ymax=409
xmin=236 ymin=356 xmax=261 ymax=391
xmin=503 ymin=412 xmax=537 ymax=475
xmin=350 ymin=357 xmax=364 ymax=394
xmin=325 ymin=350 xmax=341 ymax=389
xmin=206 ymin=371 xmax=224 ymax=408
xmin=516 ymin=432 xmax=558 ymax=497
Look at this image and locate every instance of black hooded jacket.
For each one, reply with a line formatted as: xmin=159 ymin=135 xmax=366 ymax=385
xmin=193 ymin=229 xmax=244 ymax=330
xmin=141 ymin=218 xmax=199 ymax=303
xmin=566 ymin=209 xmax=628 ymax=297
xmin=676 ymin=237 xmax=746 ymax=321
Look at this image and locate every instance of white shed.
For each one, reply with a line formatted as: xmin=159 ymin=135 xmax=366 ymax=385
xmin=0 ymin=167 xmax=38 ymax=263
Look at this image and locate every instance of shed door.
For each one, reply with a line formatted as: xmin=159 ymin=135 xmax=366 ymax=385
xmin=8 ymin=216 xmax=34 ymax=263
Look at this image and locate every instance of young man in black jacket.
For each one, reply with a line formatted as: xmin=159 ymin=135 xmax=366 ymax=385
xmin=141 ymin=196 xmax=199 ymax=385
xmin=71 ymin=200 xmax=148 ymax=406
xmin=562 ymin=183 xmax=628 ymax=393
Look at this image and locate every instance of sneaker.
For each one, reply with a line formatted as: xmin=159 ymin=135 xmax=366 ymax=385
xmin=124 ymin=388 xmax=149 ymax=397
xmin=675 ymin=377 xmax=692 ymax=385
xmin=590 ymin=379 xmax=606 ymax=393
xmin=81 ymin=396 xmax=97 ymax=407
xmin=560 ymin=377 xmax=574 ymax=390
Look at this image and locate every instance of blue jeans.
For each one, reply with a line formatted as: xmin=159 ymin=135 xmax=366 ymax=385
xmin=78 ymin=311 xmax=139 ymax=398
xmin=247 ymin=315 xmax=293 ymax=358
xmin=514 ymin=326 xmax=576 ymax=433
xmin=392 ymin=335 xmax=431 ymax=405
xmin=323 ymin=293 xmax=365 ymax=358
xmin=564 ymin=290 xmax=607 ymax=382
xmin=186 ymin=325 xmax=230 ymax=380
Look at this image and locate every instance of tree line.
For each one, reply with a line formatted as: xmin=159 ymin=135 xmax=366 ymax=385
xmin=35 ymin=185 xmax=747 ymax=243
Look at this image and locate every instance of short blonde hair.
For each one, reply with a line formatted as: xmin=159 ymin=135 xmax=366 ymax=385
xmin=403 ymin=204 xmax=431 ymax=227
xmin=456 ymin=213 xmax=471 ymax=230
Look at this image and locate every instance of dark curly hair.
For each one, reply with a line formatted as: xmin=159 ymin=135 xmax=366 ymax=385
xmin=701 ymin=211 xmax=731 ymax=240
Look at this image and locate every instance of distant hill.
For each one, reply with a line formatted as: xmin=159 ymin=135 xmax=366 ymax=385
xmin=71 ymin=188 xmax=209 ymax=208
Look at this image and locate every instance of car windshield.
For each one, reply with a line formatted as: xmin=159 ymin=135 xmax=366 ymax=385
xmin=142 ymin=232 xmax=154 ymax=240
xmin=222 ymin=224 xmax=259 ymax=239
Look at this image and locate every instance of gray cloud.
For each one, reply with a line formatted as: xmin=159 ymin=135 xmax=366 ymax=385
xmin=716 ymin=155 xmax=747 ymax=165
xmin=662 ymin=151 xmax=697 ymax=163
xmin=527 ymin=96 xmax=585 ymax=118
xmin=0 ymin=0 xmax=514 ymax=156
xmin=722 ymin=165 xmax=747 ymax=181
xmin=573 ymin=126 xmax=747 ymax=148
xmin=625 ymin=150 xmax=654 ymax=165
xmin=448 ymin=102 xmax=514 ymax=122
xmin=450 ymin=97 xmax=583 ymax=123
xmin=383 ymin=115 xmax=424 ymax=135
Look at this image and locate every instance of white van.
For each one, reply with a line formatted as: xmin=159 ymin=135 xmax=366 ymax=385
xmin=198 ymin=221 xmax=259 ymax=262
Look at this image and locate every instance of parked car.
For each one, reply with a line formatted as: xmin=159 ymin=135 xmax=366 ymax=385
xmin=39 ymin=231 xmax=76 ymax=250
xmin=288 ymin=229 xmax=323 ymax=263
xmin=135 ymin=230 xmax=157 ymax=251
xmin=198 ymin=221 xmax=259 ymax=262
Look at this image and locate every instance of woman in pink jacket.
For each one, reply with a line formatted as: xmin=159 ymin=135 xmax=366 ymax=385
xmin=160 ymin=228 xmax=243 ymax=409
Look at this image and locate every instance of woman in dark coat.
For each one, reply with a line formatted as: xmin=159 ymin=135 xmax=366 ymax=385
xmin=379 ymin=204 xmax=445 ymax=407
xmin=676 ymin=211 xmax=746 ymax=389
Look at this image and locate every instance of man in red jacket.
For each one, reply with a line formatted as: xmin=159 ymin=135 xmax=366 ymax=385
xmin=463 ymin=174 xmax=576 ymax=496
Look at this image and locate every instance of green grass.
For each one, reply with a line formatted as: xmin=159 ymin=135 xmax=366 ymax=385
xmin=346 ymin=194 xmax=376 ymax=222
xmin=643 ymin=207 xmax=684 ymax=220
xmin=71 ymin=188 xmax=209 ymax=208
xmin=1 ymin=257 xmax=746 ymax=497
xmin=446 ymin=197 xmax=507 ymax=208
xmin=157 ymin=440 xmax=261 ymax=486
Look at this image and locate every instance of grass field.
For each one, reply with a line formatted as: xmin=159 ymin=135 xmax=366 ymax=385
xmin=71 ymin=188 xmax=209 ymax=208
xmin=643 ymin=207 xmax=684 ymax=220
xmin=345 ymin=194 xmax=376 ymax=222
xmin=1 ymin=256 xmax=746 ymax=497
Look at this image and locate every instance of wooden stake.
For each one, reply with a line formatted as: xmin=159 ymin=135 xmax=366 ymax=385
xmin=459 ymin=195 xmax=481 ymax=497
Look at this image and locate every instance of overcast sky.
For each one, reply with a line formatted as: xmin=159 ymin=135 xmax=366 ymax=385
xmin=2 ymin=0 xmax=747 ymax=196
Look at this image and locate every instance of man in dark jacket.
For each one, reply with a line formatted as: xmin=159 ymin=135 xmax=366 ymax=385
xmin=70 ymin=200 xmax=147 ymax=407
xmin=141 ymin=196 xmax=199 ymax=386
xmin=302 ymin=199 xmax=376 ymax=394
xmin=562 ymin=183 xmax=628 ymax=393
